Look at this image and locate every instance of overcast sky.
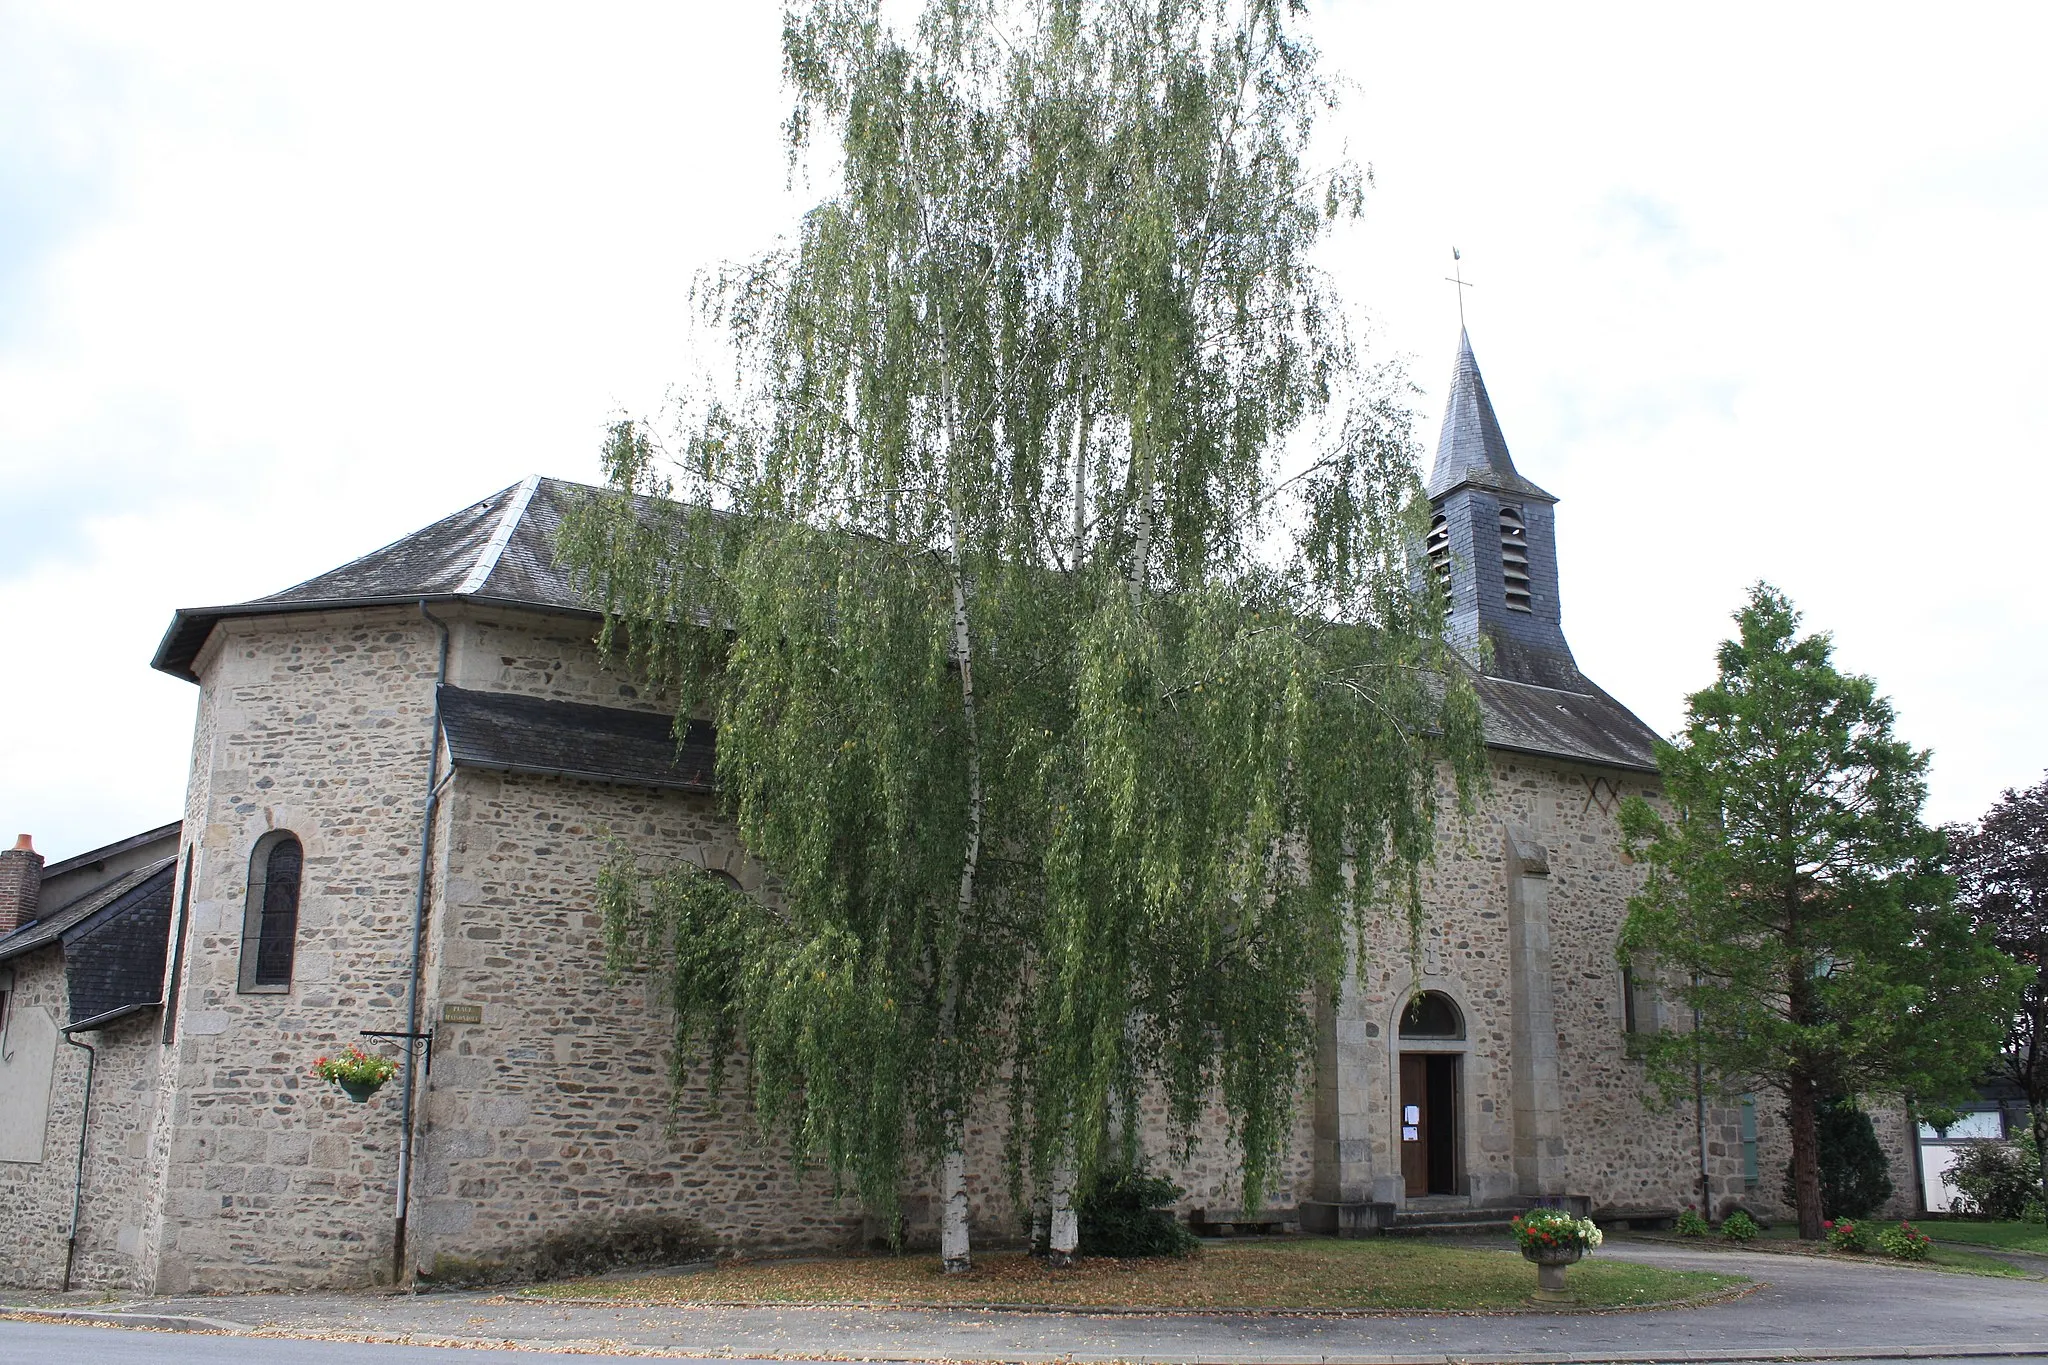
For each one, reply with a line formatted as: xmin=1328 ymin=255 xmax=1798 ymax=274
xmin=4 ymin=2 xmax=2045 ymax=863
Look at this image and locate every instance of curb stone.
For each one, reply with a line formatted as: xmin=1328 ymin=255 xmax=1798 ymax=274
xmin=0 ymin=1306 xmax=244 ymax=1333
xmin=511 ymin=1280 xmax=1759 ymax=1316
xmin=7 ymin=1312 xmax=2048 ymax=1365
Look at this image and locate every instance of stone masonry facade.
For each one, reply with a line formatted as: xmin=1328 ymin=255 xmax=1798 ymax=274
xmin=5 ymin=598 xmax=1915 ymax=1293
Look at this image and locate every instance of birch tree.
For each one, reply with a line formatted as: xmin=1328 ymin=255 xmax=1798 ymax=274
xmin=561 ymin=0 xmax=1482 ymax=1271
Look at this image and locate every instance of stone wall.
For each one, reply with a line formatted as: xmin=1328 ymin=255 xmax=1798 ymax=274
xmin=1303 ymin=754 xmax=1736 ymax=1214
xmin=148 ymin=606 xmax=446 ymax=1292
xmin=126 ymin=597 xmax=1826 ymax=1290
xmin=410 ymin=767 xmax=867 ymax=1276
xmin=0 ymin=949 xmax=162 ymax=1291
xmin=0 ymin=949 xmax=81 ymax=1289
xmin=66 ymin=1012 xmax=165 ymax=1289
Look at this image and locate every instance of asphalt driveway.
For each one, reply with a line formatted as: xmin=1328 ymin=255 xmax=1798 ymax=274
xmin=7 ymin=1238 xmax=2045 ymax=1363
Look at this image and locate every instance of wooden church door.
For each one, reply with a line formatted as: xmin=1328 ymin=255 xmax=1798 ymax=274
xmin=1399 ymin=1053 xmax=1459 ymax=1195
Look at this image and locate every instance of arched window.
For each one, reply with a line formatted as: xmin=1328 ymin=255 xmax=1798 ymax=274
xmin=1399 ymin=991 xmax=1464 ymax=1039
xmin=1498 ymin=506 xmax=1532 ymax=612
xmin=239 ymin=833 xmax=303 ymax=993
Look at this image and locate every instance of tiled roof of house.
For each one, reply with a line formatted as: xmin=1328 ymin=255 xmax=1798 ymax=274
xmin=154 ymin=476 xmax=1661 ymax=776
xmin=439 ymin=685 xmax=717 ymax=793
xmin=0 ymin=855 xmax=176 ymax=1031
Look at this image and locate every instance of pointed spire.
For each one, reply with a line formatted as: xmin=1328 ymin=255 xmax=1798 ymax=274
xmin=1425 ymin=330 xmax=1553 ymax=504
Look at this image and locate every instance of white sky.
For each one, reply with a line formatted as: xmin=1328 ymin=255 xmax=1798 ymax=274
xmin=3 ymin=2 xmax=2045 ymax=862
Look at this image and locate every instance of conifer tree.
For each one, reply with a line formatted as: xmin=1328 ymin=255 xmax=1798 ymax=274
xmin=1620 ymin=585 xmax=2019 ymax=1240
xmin=560 ymin=0 xmax=1483 ymax=1270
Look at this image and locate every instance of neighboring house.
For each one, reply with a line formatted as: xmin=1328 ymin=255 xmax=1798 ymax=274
xmin=0 ymin=333 xmax=1917 ymax=1294
xmin=0 ymin=824 xmax=181 ymax=1290
xmin=1915 ymin=1080 xmax=2032 ymax=1212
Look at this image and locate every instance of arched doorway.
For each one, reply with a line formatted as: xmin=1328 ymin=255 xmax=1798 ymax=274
xmin=1398 ymin=991 xmax=1464 ymax=1197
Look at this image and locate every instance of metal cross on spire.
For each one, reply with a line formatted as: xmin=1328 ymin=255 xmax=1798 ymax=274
xmin=1444 ymin=247 xmax=1473 ymax=331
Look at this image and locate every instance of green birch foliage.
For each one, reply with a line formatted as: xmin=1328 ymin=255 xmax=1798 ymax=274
xmin=561 ymin=0 xmax=1483 ymax=1226
xmin=1619 ymin=584 xmax=2019 ymax=1233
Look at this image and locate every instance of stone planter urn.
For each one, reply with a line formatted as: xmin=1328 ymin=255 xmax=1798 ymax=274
xmin=1522 ymin=1243 xmax=1583 ymax=1301
xmin=337 ymin=1076 xmax=386 ymax=1103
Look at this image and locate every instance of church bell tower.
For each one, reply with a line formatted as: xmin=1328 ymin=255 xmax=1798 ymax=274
xmin=1421 ymin=331 xmax=1583 ymax=691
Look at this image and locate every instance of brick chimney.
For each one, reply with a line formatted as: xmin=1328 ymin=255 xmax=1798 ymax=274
xmin=0 ymin=834 xmax=42 ymax=936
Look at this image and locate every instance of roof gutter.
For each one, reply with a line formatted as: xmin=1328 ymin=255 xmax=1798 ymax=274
xmin=149 ymin=594 xmax=603 ymax=684
xmin=66 ymin=1001 xmax=158 ymax=1033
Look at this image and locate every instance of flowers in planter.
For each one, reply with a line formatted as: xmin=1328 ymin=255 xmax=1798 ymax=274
xmin=312 ymin=1044 xmax=398 ymax=1096
xmin=1823 ymin=1218 xmax=1867 ymax=1252
xmin=1675 ymin=1205 xmax=1710 ymax=1238
xmin=1510 ymin=1207 xmax=1604 ymax=1255
xmin=1876 ymin=1221 xmax=1932 ymax=1261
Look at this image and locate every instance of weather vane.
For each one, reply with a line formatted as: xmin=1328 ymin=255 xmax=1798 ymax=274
xmin=1444 ymin=247 xmax=1472 ymax=331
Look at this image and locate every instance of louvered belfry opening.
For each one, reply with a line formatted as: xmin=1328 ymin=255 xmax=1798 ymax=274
xmin=1498 ymin=505 xmax=1532 ymax=611
xmin=1424 ymin=513 xmax=1451 ymax=593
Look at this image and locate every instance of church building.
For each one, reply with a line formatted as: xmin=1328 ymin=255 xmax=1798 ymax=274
xmin=0 ymin=334 xmax=1917 ymax=1292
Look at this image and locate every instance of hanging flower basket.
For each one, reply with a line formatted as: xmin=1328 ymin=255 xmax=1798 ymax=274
xmin=1510 ymin=1208 xmax=1602 ymax=1301
xmin=313 ymin=1044 xmax=398 ymax=1103
xmin=336 ymin=1075 xmax=386 ymax=1103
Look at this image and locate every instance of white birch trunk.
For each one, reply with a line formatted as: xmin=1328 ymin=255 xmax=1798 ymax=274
xmin=1048 ymin=1158 xmax=1079 ymax=1267
xmin=937 ymin=346 xmax=983 ymax=1276
xmin=940 ymin=1145 xmax=972 ymax=1274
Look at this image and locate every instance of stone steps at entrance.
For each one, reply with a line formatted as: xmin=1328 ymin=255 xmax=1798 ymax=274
xmin=1384 ymin=1217 xmax=1518 ymax=1237
xmin=1385 ymin=1202 xmax=1519 ymax=1238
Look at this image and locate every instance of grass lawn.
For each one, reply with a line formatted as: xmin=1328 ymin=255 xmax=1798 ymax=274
xmin=523 ymin=1239 xmax=1742 ymax=1312
xmin=1921 ymin=1220 xmax=2048 ymax=1257
xmin=1669 ymin=1224 xmax=2036 ymax=1279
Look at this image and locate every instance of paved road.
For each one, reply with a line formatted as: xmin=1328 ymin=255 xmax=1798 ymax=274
xmin=0 ymin=1325 xmax=2037 ymax=1365
xmin=7 ymin=1240 xmax=2046 ymax=1363
xmin=0 ymin=1322 xmax=614 ymax=1362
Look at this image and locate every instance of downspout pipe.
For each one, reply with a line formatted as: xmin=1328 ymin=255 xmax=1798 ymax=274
xmin=61 ymin=1028 xmax=98 ymax=1293
xmin=393 ymin=600 xmax=451 ymax=1284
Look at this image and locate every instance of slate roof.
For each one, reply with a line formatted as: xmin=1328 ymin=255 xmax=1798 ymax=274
xmin=152 ymin=476 xmax=620 ymax=681
xmin=1466 ymin=672 xmax=1658 ymax=774
xmin=0 ymin=856 xmax=176 ymax=1030
xmin=1425 ymin=329 xmax=1557 ymax=504
xmin=439 ymin=686 xmax=717 ymax=793
xmin=154 ymin=474 xmax=1661 ymax=777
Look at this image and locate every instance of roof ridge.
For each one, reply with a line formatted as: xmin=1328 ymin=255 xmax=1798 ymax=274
xmin=458 ymin=474 xmax=542 ymax=596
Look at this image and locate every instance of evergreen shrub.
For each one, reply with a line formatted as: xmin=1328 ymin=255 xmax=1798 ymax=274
xmin=1783 ymin=1100 xmax=1894 ymax=1220
xmin=1720 ymin=1210 xmax=1759 ymax=1242
xmin=1077 ymin=1165 xmax=1199 ymax=1259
